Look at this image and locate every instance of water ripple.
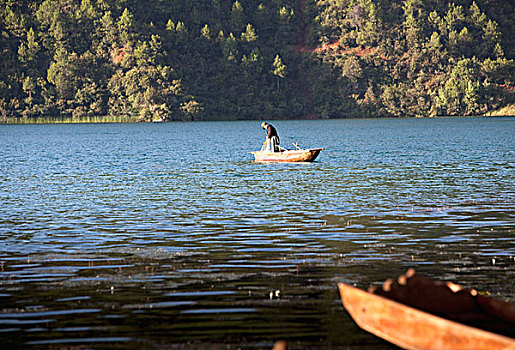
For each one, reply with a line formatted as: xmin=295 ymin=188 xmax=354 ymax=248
xmin=0 ymin=119 xmax=513 ymax=348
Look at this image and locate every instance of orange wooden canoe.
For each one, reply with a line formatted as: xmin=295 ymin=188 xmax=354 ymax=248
xmin=251 ymin=148 xmax=324 ymax=162
xmin=338 ymin=272 xmax=515 ymax=350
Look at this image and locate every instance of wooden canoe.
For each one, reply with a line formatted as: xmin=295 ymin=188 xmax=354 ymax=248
xmin=251 ymin=148 xmax=324 ymax=162
xmin=338 ymin=270 xmax=515 ymax=350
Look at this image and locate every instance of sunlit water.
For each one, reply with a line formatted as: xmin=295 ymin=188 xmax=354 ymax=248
xmin=0 ymin=118 xmax=514 ymax=349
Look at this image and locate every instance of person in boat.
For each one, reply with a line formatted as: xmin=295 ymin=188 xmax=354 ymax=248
xmin=261 ymin=122 xmax=281 ymax=152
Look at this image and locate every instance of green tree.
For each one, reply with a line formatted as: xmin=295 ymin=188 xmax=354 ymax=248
xmin=18 ymin=28 xmax=40 ymax=63
xmin=482 ymin=20 xmax=500 ymax=58
xmin=221 ymin=33 xmax=238 ymax=61
xmin=436 ymin=59 xmax=482 ymax=116
xmin=241 ymin=23 xmax=258 ymax=43
xmin=425 ymin=31 xmax=445 ymax=65
xmin=201 ymin=24 xmax=211 ymax=40
xmin=166 ymin=19 xmax=175 ymax=31
xmin=272 ymin=55 xmax=286 ymax=91
xmin=230 ymin=1 xmax=246 ymax=33
xmin=47 ymin=48 xmax=76 ymax=100
xmin=117 ymin=8 xmax=134 ymax=45
xmin=181 ymin=100 xmax=203 ymax=121
xmin=458 ymin=27 xmax=473 ymax=57
xmin=22 ymin=76 xmax=36 ymax=104
xmin=97 ymin=10 xmax=118 ymax=56
xmin=341 ymin=56 xmax=362 ymax=82
xmin=403 ymin=0 xmax=423 ymax=49
xmin=108 ymin=65 xmax=188 ymax=121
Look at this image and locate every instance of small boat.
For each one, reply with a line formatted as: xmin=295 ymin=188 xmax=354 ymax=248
xmin=251 ymin=147 xmax=324 ymax=162
xmin=338 ymin=269 xmax=515 ymax=350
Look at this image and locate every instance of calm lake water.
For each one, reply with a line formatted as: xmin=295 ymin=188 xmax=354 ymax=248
xmin=0 ymin=118 xmax=514 ymax=349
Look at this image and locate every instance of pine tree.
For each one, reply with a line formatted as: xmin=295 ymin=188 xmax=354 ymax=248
xmin=272 ymin=55 xmax=286 ymax=91
xmin=241 ymin=24 xmax=258 ymax=43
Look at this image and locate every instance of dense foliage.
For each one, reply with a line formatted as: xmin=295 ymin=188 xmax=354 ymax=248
xmin=1 ymin=0 xmax=513 ymax=122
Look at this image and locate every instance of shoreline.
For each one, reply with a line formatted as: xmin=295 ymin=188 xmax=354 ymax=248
xmin=1 ymin=114 xmax=513 ymax=125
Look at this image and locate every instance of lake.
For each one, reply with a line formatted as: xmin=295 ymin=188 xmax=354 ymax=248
xmin=0 ymin=117 xmax=514 ymax=349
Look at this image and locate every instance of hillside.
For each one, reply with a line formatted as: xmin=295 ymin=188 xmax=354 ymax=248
xmin=1 ymin=0 xmax=514 ymax=122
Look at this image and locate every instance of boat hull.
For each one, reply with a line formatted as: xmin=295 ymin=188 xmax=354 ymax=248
xmin=251 ymin=148 xmax=323 ymax=162
xmin=338 ymin=283 xmax=515 ymax=350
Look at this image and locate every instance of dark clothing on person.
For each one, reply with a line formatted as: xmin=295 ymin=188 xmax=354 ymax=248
xmin=261 ymin=122 xmax=281 ymax=152
xmin=266 ymin=124 xmax=280 ymax=145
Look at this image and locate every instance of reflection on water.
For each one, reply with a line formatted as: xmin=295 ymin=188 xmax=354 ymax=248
xmin=0 ymin=118 xmax=514 ymax=348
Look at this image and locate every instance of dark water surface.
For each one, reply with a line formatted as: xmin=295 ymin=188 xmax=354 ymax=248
xmin=1 ymin=118 xmax=514 ymax=349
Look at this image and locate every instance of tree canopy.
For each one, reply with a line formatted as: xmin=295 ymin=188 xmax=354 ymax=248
xmin=0 ymin=0 xmax=513 ymax=122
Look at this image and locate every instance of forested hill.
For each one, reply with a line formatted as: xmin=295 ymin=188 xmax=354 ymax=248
xmin=1 ymin=0 xmax=514 ymax=122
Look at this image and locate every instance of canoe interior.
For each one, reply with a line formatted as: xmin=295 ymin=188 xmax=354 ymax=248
xmin=338 ymin=276 xmax=515 ymax=350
